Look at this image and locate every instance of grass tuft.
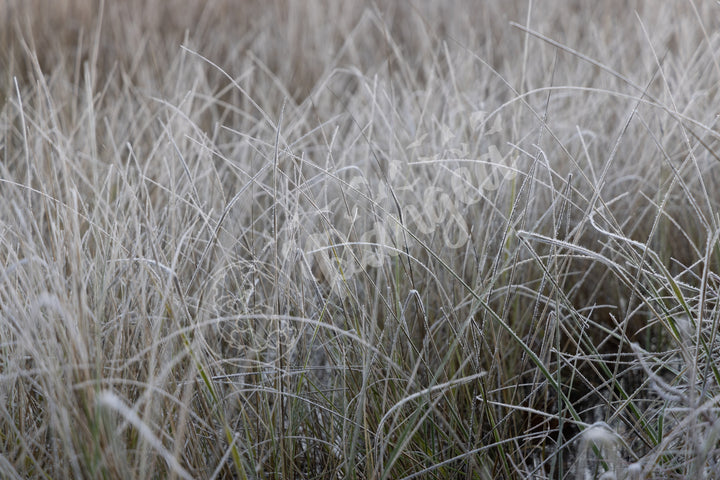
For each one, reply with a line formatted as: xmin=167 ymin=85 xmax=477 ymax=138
xmin=2 ymin=1 xmax=720 ymax=478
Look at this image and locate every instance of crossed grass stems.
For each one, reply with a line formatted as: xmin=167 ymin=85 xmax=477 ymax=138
xmin=2 ymin=1 xmax=720 ymax=478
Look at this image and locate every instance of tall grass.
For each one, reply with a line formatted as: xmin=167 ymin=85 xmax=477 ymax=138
xmin=1 ymin=0 xmax=720 ymax=478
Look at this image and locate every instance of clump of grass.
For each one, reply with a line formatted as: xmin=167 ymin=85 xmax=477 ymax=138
xmin=1 ymin=0 xmax=720 ymax=478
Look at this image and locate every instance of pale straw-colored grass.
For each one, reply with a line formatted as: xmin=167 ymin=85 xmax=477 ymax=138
xmin=1 ymin=1 xmax=720 ymax=478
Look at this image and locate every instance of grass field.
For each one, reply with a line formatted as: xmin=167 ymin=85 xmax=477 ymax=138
xmin=2 ymin=1 xmax=720 ymax=478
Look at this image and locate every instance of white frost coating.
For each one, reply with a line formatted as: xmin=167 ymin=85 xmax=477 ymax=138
xmin=97 ymin=391 xmax=194 ymax=480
